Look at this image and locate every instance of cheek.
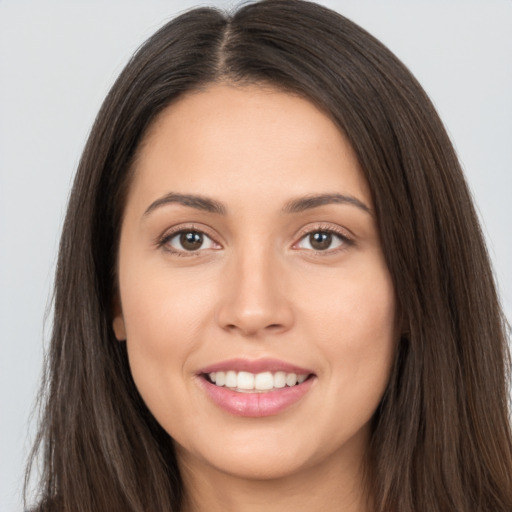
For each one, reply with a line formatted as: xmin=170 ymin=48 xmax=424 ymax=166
xmin=118 ymin=259 xmax=219 ymax=416
xmin=336 ymin=278 xmax=394 ymax=370
xmin=299 ymin=254 xmax=396 ymax=347
xmin=120 ymin=256 xmax=217 ymax=345
xmin=299 ymin=258 xmax=396 ymax=413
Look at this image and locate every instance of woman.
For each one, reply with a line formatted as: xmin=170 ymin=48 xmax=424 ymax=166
xmin=25 ymin=1 xmax=512 ymax=511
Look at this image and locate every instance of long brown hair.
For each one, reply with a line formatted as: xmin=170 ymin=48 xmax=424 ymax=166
xmin=25 ymin=1 xmax=512 ymax=511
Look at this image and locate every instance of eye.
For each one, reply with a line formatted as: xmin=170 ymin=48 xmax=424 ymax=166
xmin=162 ymin=229 xmax=219 ymax=254
xmin=295 ymin=229 xmax=349 ymax=252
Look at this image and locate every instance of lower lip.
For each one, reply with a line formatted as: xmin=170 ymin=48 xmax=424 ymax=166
xmin=197 ymin=376 xmax=315 ymax=417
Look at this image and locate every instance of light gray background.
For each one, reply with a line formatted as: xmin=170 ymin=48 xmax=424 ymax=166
xmin=1 ymin=1 xmax=511 ymax=510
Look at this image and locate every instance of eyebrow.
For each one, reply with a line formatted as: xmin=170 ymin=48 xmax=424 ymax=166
xmin=282 ymin=193 xmax=372 ymax=215
xmin=143 ymin=191 xmax=371 ymax=218
xmin=143 ymin=192 xmax=227 ymax=216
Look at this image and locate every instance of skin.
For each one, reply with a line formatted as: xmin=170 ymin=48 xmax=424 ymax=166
xmin=113 ymin=83 xmax=397 ymax=512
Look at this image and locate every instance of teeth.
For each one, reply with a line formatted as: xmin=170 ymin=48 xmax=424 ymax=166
xmin=274 ymin=371 xmax=286 ymax=388
xmin=225 ymin=370 xmax=237 ymax=388
xmin=254 ymin=371 xmax=274 ymax=390
xmin=207 ymin=370 xmax=309 ymax=391
xmin=237 ymin=371 xmax=255 ymax=390
xmin=215 ymin=372 xmax=225 ymax=386
xmin=285 ymin=372 xmax=297 ymax=387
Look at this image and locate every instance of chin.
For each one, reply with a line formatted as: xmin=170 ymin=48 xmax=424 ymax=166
xmin=173 ymin=425 xmax=357 ymax=484
xmin=192 ymin=445 xmax=314 ymax=481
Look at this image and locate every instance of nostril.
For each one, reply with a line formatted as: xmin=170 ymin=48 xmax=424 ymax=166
xmin=223 ymin=322 xmax=285 ymax=336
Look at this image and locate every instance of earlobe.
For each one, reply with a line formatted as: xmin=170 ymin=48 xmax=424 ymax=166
xmin=113 ymin=314 xmax=127 ymax=341
xmin=112 ymin=296 xmax=127 ymax=341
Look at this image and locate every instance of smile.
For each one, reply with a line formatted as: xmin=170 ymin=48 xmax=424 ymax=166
xmin=207 ymin=370 xmax=309 ymax=392
xmin=197 ymin=359 xmax=316 ymax=417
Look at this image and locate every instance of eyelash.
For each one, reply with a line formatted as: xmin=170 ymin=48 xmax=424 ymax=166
xmin=293 ymin=224 xmax=354 ymax=255
xmin=157 ymin=223 xmax=354 ymax=257
xmin=157 ymin=224 xmax=220 ymax=257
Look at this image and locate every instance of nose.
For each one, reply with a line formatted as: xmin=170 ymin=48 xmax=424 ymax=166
xmin=216 ymin=244 xmax=294 ymax=338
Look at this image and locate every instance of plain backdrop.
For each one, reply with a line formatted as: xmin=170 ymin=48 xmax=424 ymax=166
xmin=1 ymin=1 xmax=511 ymax=510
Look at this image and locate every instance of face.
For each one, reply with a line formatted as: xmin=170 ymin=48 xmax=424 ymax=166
xmin=113 ymin=84 xmax=396 ymax=485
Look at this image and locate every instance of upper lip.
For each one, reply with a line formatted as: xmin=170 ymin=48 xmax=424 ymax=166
xmin=198 ymin=358 xmax=314 ymax=375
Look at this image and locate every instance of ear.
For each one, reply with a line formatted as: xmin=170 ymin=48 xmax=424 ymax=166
xmin=396 ymin=307 xmax=409 ymax=341
xmin=112 ymin=297 xmax=127 ymax=341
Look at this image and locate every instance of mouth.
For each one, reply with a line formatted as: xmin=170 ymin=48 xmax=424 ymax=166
xmin=203 ymin=370 xmax=312 ymax=393
xmin=197 ymin=358 xmax=316 ymax=417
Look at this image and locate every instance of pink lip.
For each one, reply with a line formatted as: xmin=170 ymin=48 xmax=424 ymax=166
xmin=196 ymin=358 xmax=316 ymax=417
xmin=199 ymin=357 xmax=313 ymax=375
xmin=197 ymin=377 xmax=315 ymax=417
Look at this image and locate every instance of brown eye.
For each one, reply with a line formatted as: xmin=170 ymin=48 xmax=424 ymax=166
xmin=164 ymin=229 xmax=218 ymax=253
xmin=180 ymin=231 xmax=203 ymax=251
xmin=309 ymin=232 xmax=332 ymax=250
xmin=295 ymin=229 xmax=348 ymax=252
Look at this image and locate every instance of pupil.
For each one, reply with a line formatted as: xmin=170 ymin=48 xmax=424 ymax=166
xmin=180 ymin=231 xmax=203 ymax=251
xmin=310 ymin=231 xmax=332 ymax=250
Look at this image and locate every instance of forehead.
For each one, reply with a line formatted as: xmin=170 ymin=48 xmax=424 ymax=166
xmin=128 ymin=83 xmax=370 ymax=211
